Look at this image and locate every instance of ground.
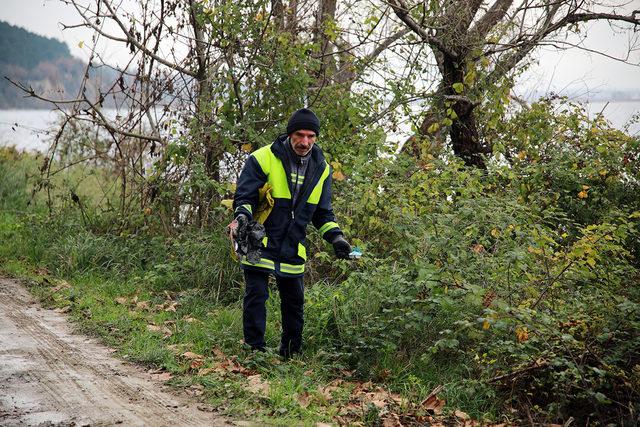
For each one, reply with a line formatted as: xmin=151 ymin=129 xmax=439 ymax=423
xmin=0 ymin=277 xmax=229 ymax=427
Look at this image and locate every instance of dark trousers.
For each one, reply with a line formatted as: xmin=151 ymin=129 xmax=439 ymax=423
xmin=242 ymin=269 xmax=304 ymax=357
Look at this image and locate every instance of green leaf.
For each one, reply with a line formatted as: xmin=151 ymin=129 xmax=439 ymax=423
xmin=452 ymin=82 xmax=464 ymax=94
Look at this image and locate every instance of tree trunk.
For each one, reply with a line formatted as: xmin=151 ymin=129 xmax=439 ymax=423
xmin=313 ymin=0 xmax=338 ymax=86
xmin=450 ymin=102 xmax=487 ymax=168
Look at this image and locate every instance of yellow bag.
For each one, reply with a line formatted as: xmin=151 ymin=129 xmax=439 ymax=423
xmin=255 ymin=183 xmax=274 ymax=224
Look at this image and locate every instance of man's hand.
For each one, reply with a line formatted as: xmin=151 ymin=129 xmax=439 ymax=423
xmin=331 ymin=235 xmax=351 ymax=260
xmin=227 ymin=214 xmax=248 ymax=240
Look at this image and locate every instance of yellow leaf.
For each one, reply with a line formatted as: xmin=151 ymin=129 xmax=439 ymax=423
xmin=78 ymin=40 xmax=84 ymax=48
xmin=483 ymin=320 xmax=490 ymax=330
xmin=582 ymin=185 xmax=590 ymax=190
xmin=490 ymin=228 xmax=500 ymax=238
xmin=517 ymin=151 xmax=527 ymax=160
xmin=220 ymin=199 xmax=233 ymax=209
xmin=578 ymin=190 xmax=588 ymax=199
xmin=427 ymin=122 xmax=440 ymax=134
xmin=515 ymin=326 xmax=529 ymax=342
xmin=332 ymin=170 xmax=346 ymax=181
xmin=586 ymin=257 xmax=596 ymax=267
xmin=241 ymin=143 xmax=253 ymax=152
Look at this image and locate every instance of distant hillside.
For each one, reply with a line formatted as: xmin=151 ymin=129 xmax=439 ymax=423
xmin=0 ymin=21 xmax=71 ymax=69
xmin=0 ymin=21 xmax=113 ymax=109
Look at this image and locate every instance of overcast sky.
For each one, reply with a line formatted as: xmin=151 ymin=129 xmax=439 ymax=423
xmin=2 ymin=0 xmax=639 ymax=96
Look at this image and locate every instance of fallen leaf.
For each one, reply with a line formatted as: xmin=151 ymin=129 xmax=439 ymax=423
xmin=297 ymin=392 xmax=311 ymax=408
xmin=214 ymin=357 xmax=253 ymax=376
xmin=186 ymin=384 xmax=204 ymax=397
xmin=136 ymin=300 xmax=150 ymax=310
xmin=382 ymin=413 xmax=403 ymax=427
xmin=317 ymin=385 xmax=334 ymax=402
xmin=198 ymin=367 xmax=216 ymax=376
xmin=115 ymin=297 xmax=128 ymax=305
xmin=182 ymin=351 xmax=204 ymax=360
xmin=420 ymin=386 xmax=445 ymax=415
xmin=164 ymin=302 xmax=178 ymax=312
xmin=151 ymin=371 xmax=173 ymax=381
xmin=54 ymin=306 xmax=71 ymax=314
xmin=212 ymin=347 xmax=226 ymax=359
xmin=421 ymin=394 xmax=445 ymax=414
xmin=146 ymin=324 xmax=173 ymax=337
xmin=389 ymin=392 xmax=408 ymax=406
xmin=454 ymin=409 xmax=470 ymax=420
xmin=245 ymin=374 xmax=270 ymax=395
xmin=361 ymin=387 xmax=392 ymax=409
xmin=190 ymin=359 xmax=204 ymax=369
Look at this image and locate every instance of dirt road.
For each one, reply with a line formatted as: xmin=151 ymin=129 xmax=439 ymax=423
xmin=0 ymin=277 xmax=228 ymax=426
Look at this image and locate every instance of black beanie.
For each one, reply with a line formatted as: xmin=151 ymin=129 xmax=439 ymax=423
xmin=286 ymin=108 xmax=320 ymax=136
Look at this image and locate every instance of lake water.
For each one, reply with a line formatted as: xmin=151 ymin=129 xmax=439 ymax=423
xmin=1 ymin=101 xmax=638 ymax=153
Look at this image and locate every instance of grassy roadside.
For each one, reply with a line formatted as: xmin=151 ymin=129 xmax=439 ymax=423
xmin=0 ymin=200 xmax=476 ymax=426
xmin=4 ymin=137 xmax=639 ymax=425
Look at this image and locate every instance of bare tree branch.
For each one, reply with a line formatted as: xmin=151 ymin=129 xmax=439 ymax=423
xmin=387 ymin=0 xmax=460 ymax=59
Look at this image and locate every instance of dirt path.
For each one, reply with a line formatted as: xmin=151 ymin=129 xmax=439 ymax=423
xmin=0 ymin=277 xmax=229 ymax=427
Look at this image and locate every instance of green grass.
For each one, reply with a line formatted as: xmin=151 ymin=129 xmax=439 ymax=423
xmin=0 ymin=148 xmax=534 ymax=423
xmin=1 ymin=243 xmax=488 ymax=424
xmin=8 ymin=146 xmax=638 ymax=424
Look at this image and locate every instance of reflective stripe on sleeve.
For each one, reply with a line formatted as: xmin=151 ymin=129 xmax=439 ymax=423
xmin=318 ymin=221 xmax=339 ymax=237
xmin=236 ymin=204 xmax=253 ymax=215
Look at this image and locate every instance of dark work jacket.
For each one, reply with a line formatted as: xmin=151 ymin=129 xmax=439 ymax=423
xmin=233 ymin=134 xmax=342 ymax=277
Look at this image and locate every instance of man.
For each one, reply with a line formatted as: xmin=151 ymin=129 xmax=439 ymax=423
xmin=229 ymin=108 xmax=351 ymax=358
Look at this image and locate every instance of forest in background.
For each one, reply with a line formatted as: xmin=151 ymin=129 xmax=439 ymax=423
xmin=1 ymin=0 xmax=639 ymax=425
xmin=0 ymin=21 xmax=117 ymax=108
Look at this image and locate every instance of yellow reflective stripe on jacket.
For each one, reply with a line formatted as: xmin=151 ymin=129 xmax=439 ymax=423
xmin=319 ymin=221 xmax=339 ymax=237
xmin=241 ymin=257 xmax=275 ymax=270
xmin=252 ymin=145 xmax=291 ymax=199
xmin=280 ymin=263 xmax=305 ymax=275
xmin=235 ymin=204 xmax=252 ymax=215
xmin=307 ymin=164 xmax=330 ymax=204
xmin=290 ymin=173 xmax=305 ymax=185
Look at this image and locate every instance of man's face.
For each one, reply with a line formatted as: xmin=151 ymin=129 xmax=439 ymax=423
xmin=289 ymin=130 xmax=317 ymax=156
